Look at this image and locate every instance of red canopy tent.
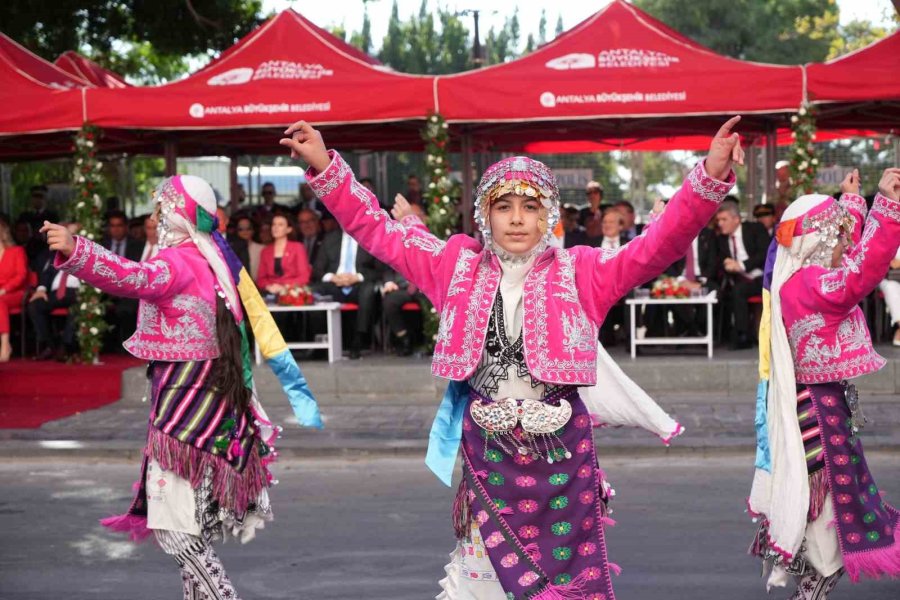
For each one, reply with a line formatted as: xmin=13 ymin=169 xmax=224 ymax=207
xmin=55 ymin=51 xmax=131 ymax=88
xmin=435 ymin=0 xmax=804 ymax=151
xmin=806 ymin=31 xmax=900 ymax=131
xmin=82 ymin=9 xmax=436 ymax=156
xmin=0 ymin=34 xmax=87 ymax=158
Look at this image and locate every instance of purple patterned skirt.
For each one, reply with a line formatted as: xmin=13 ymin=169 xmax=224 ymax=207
xmin=806 ymin=382 xmax=900 ymax=582
xmin=751 ymin=381 xmax=900 ymax=581
xmin=458 ymin=387 xmax=617 ymax=600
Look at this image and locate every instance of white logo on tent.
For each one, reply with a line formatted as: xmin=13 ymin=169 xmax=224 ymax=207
xmin=207 ymin=62 xmax=334 ymax=86
xmin=539 ymin=92 xmax=557 ymax=108
xmin=207 ymin=68 xmax=254 ymax=86
xmin=189 ymin=103 xmax=205 ymax=118
xmin=597 ymin=49 xmax=679 ymax=68
xmin=545 ymin=53 xmax=596 ymax=70
xmin=545 ymin=49 xmax=680 ymax=71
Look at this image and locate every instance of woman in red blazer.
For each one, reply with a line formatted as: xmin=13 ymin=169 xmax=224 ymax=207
xmin=0 ymin=221 xmax=28 ymax=361
xmin=256 ymin=214 xmax=311 ymax=294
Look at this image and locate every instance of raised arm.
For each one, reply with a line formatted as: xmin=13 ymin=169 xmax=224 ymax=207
xmin=837 ymin=169 xmax=867 ymax=244
xmin=811 ymin=169 xmax=900 ymax=310
xmin=575 ymin=117 xmax=741 ymax=322
xmin=280 ymin=121 xmax=453 ymax=304
xmin=43 ymin=223 xmax=186 ymax=302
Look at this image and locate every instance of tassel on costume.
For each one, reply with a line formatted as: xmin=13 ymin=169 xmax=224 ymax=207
xmin=452 ymin=478 xmax=471 ymax=539
xmin=532 ymin=571 xmax=590 ymax=599
xmin=99 ymin=514 xmax=152 ymax=542
xmin=808 ymin=469 xmax=829 ymax=521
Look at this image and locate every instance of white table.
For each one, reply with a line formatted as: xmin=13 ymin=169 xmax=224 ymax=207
xmin=255 ymin=302 xmax=343 ymax=365
xmin=625 ymin=292 xmax=718 ymax=358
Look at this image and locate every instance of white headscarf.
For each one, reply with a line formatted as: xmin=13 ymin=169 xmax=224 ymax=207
xmin=155 ymin=175 xmax=242 ymax=322
xmin=749 ymin=194 xmax=845 ymax=585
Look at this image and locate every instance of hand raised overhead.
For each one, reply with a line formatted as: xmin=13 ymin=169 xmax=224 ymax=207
xmin=280 ymin=121 xmax=331 ymax=173
xmin=878 ymin=168 xmax=900 ymax=202
xmin=705 ymin=116 xmax=744 ymax=181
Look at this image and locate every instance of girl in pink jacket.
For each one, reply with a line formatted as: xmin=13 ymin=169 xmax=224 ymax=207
xmin=282 ymin=118 xmax=742 ymax=600
xmin=43 ymin=175 xmax=320 ymax=600
xmin=748 ymin=168 xmax=900 ymax=599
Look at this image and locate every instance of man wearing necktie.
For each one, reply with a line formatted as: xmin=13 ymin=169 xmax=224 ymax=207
xmin=312 ymin=226 xmax=381 ymax=359
xmin=714 ymin=201 xmax=772 ymax=349
xmin=104 ymin=211 xmax=143 ymax=349
xmin=28 ymin=226 xmax=81 ymax=360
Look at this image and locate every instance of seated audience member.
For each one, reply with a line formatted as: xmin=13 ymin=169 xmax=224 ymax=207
xmin=18 ymin=184 xmax=58 ymax=240
xmin=878 ymin=248 xmax=900 ymax=346
xmin=383 ymin=196 xmax=428 ymax=355
xmin=319 ymin=207 xmax=339 ymax=234
xmin=561 ymin=205 xmax=590 ymax=248
xmin=0 ymin=220 xmax=27 ymax=361
xmin=613 ymin=200 xmax=642 ymax=241
xmin=298 ymin=182 xmax=324 ymax=214
xmin=714 ymin=201 xmax=771 ymax=349
xmin=218 ymin=207 xmax=250 ymax=270
xmin=104 ymin=210 xmax=143 ymax=347
xmin=128 ymin=216 xmax=146 ymax=242
xmin=253 ymin=181 xmax=286 ymax=220
xmin=752 ymin=203 xmax=777 ymax=236
xmin=579 ymin=180 xmax=604 ymax=230
xmin=599 ymin=208 xmax=628 ymax=250
xmin=232 ymin=215 xmax=264 ymax=280
xmin=311 ymin=222 xmax=381 ymax=359
xmin=28 ymin=225 xmax=82 ymax=361
xmin=257 ymin=213 xmax=311 ymax=294
xmin=139 ymin=213 xmax=160 ymax=261
xmin=297 ymin=208 xmax=325 ymax=268
xmin=404 ymin=174 xmax=423 ymax=206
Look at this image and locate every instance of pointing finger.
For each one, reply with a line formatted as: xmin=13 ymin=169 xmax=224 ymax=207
xmin=715 ymin=115 xmax=742 ymax=139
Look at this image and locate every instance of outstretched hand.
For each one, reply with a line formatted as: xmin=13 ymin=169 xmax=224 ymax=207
xmin=391 ymin=194 xmax=413 ymax=220
xmin=705 ymin=116 xmax=744 ymax=181
xmin=878 ymin=168 xmax=900 ymax=202
xmin=280 ymin=121 xmax=331 ymax=173
xmin=39 ymin=221 xmax=75 ymax=257
xmin=840 ymin=169 xmax=860 ymax=195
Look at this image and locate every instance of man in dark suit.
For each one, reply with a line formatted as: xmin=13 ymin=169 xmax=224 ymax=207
xmin=297 ymin=208 xmax=325 ymax=267
xmin=311 ymin=227 xmax=381 ymax=359
xmin=714 ymin=202 xmax=772 ymax=349
xmin=103 ymin=210 xmax=143 ymax=349
xmin=561 ymin=206 xmax=591 ymax=248
xmin=17 ymin=185 xmax=59 ymax=240
xmin=612 ymin=200 xmax=644 ymax=241
xmin=28 ymin=238 xmax=79 ymax=360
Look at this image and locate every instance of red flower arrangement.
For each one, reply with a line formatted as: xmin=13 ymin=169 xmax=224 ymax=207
xmin=650 ymin=277 xmax=691 ymax=299
xmin=277 ymin=285 xmax=314 ymax=306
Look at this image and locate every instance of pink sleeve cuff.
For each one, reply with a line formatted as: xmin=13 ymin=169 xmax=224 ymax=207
xmin=305 ymin=150 xmax=350 ymax=198
xmin=688 ymin=159 xmax=736 ymax=202
xmin=872 ymin=193 xmax=900 ymax=222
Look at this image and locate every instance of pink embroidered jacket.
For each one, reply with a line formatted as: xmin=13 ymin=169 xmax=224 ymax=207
xmin=782 ymin=193 xmax=900 ymax=383
xmin=307 ymin=151 xmax=734 ymax=385
xmin=56 ymin=236 xmax=220 ymax=361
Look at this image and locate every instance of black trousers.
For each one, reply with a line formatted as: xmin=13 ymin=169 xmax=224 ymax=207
xmin=728 ymin=275 xmax=763 ymax=340
xmin=382 ymin=289 xmax=422 ymax=336
xmin=311 ymin=281 xmax=377 ymax=336
xmin=27 ymin=289 xmax=77 ymax=348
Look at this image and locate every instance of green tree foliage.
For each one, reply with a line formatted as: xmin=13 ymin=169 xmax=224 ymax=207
xmin=632 ymin=0 xmax=896 ymax=64
xmin=5 ymin=0 xmax=262 ymax=84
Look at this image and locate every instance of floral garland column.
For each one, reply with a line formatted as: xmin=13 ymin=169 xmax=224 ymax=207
xmin=71 ymin=123 xmax=109 ymax=364
xmin=789 ymin=104 xmax=819 ymax=196
xmin=420 ymin=113 xmax=461 ymax=350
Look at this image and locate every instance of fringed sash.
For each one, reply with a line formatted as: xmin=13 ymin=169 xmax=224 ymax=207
xmin=101 ymin=360 xmax=271 ymax=541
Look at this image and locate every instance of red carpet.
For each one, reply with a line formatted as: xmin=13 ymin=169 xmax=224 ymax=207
xmin=0 ymin=355 xmax=143 ymax=429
